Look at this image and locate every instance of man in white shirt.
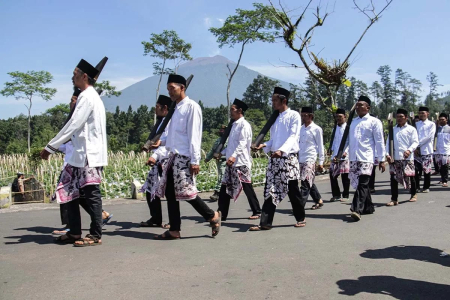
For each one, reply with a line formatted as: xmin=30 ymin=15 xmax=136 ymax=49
xmin=139 ymin=95 xmax=172 ymax=228
xmin=217 ymin=99 xmax=261 ymax=221
xmin=415 ymin=106 xmax=435 ymax=192
xmin=345 ymin=95 xmax=386 ymax=221
xmin=298 ymin=107 xmax=325 ymax=210
xmin=154 ymin=74 xmax=221 ymax=239
xmin=40 ymin=58 xmax=107 ymax=246
xmin=329 ymin=108 xmax=350 ymax=202
xmin=385 ymin=109 xmax=419 ymax=206
xmin=250 ymin=87 xmax=305 ymax=231
xmin=435 ymin=113 xmax=450 ymax=187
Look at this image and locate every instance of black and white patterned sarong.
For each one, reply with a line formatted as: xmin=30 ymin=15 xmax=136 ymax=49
xmin=421 ymin=154 xmax=433 ymax=174
xmin=434 ymin=154 xmax=450 ymax=169
xmin=156 ymin=153 xmax=198 ymax=201
xmin=330 ymin=159 xmax=350 ymax=178
xmin=349 ymin=161 xmax=374 ymax=189
xmin=389 ymin=160 xmax=415 ymax=189
xmin=139 ymin=158 xmax=168 ymax=201
xmin=264 ymin=153 xmax=300 ymax=206
xmin=299 ymin=161 xmax=316 ymax=188
xmin=222 ymin=165 xmax=252 ymax=201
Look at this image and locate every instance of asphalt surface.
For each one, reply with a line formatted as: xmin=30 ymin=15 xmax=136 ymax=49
xmin=1 ymin=170 xmax=449 ymax=300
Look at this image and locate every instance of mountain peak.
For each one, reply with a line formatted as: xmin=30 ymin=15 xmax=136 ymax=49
xmin=180 ymin=55 xmax=235 ymax=69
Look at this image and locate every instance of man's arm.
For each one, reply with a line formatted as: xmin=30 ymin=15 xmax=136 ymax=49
xmin=187 ymin=104 xmax=203 ymax=165
xmin=277 ymin=114 xmax=300 ymax=155
xmin=374 ymin=120 xmax=386 ymax=162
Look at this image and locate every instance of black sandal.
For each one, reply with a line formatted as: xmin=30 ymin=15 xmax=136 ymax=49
xmin=73 ymin=234 xmax=102 ymax=247
xmin=311 ymin=202 xmax=324 ymax=210
xmin=54 ymin=233 xmax=78 ymax=244
xmin=162 ymin=223 xmax=171 ymax=229
xmin=140 ymin=221 xmax=162 ymax=227
xmin=154 ymin=230 xmax=181 ymax=240
xmin=249 ymin=225 xmax=272 ymax=231
xmin=210 ymin=211 xmax=222 ymax=237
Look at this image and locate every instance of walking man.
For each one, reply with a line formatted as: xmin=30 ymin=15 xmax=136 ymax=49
xmin=435 ymin=113 xmax=450 ymax=187
xmin=415 ymin=106 xmax=435 ymax=193
xmin=385 ymin=108 xmax=419 ymax=206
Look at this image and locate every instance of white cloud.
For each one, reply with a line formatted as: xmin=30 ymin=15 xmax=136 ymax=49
xmin=244 ymin=63 xmax=308 ymax=84
xmin=203 ymin=17 xmax=212 ymax=27
xmin=217 ymin=18 xmax=225 ymax=25
xmin=209 ymin=48 xmax=221 ymax=57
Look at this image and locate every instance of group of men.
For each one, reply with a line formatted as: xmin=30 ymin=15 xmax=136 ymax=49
xmin=39 ymin=58 xmax=450 ymax=245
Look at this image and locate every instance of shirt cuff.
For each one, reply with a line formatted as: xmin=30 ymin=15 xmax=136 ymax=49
xmin=45 ymin=145 xmax=58 ymax=154
xmin=151 ymin=153 xmax=159 ymax=161
xmin=319 ymin=160 xmax=324 ymax=165
xmin=262 ymin=145 xmax=270 ymax=154
xmin=191 ymin=159 xmax=200 ymax=165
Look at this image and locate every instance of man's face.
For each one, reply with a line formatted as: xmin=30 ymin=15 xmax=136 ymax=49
xmin=396 ymin=113 xmax=407 ymax=126
xmin=155 ymin=103 xmax=168 ymax=117
xmin=355 ymin=101 xmax=370 ymax=116
xmin=271 ymin=95 xmax=284 ymax=111
xmin=72 ymin=68 xmax=85 ymax=89
xmin=301 ymin=113 xmax=312 ymax=124
xmin=418 ymin=111 xmax=429 ymax=121
xmin=439 ymin=117 xmax=447 ymax=126
xmin=335 ymin=113 xmax=346 ymax=125
xmin=230 ymin=105 xmax=241 ymax=120
xmin=167 ymin=83 xmax=183 ymax=101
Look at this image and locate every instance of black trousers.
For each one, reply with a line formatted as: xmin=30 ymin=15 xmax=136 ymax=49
xmin=309 ymin=184 xmax=322 ymax=203
xmin=67 ymin=184 xmax=103 ymax=238
xmin=330 ymin=172 xmax=350 ymax=198
xmin=390 ymin=174 xmax=416 ymax=201
xmin=146 ymin=193 xmax=163 ymax=225
xmin=433 ymin=156 xmax=440 ymax=173
xmin=440 ymin=163 xmax=449 ymax=183
xmin=218 ymin=182 xmax=261 ymax=221
xmin=260 ymin=180 xmax=306 ymax=227
xmin=369 ymin=168 xmax=376 ymax=190
xmin=414 ymin=160 xmax=431 ymax=190
xmin=351 ymin=175 xmax=374 ymax=215
xmin=60 ymin=199 xmax=89 ymax=226
xmin=165 ymin=169 xmax=215 ymax=231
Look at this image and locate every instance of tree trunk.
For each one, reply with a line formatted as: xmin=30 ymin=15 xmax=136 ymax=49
xmin=27 ymin=98 xmax=32 ymax=153
xmin=154 ymin=59 xmax=166 ymax=125
xmin=226 ymin=42 xmax=247 ymax=118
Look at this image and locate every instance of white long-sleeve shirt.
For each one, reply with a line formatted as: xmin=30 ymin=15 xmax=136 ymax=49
xmin=263 ymin=108 xmax=301 ymax=155
xmin=346 ymin=113 xmax=385 ymax=163
xmin=58 ymin=141 xmax=74 ymax=169
xmin=416 ymin=119 xmax=436 ymax=155
xmin=151 ymin=117 xmax=170 ymax=161
xmin=385 ymin=124 xmax=419 ymax=161
xmin=331 ymin=122 xmax=349 ymax=160
xmin=221 ymin=117 xmax=252 ymax=169
xmin=161 ymin=96 xmax=202 ymax=165
xmin=298 ymin=122 xmax=325 ymax=165
xmin=436 ymin=125 xmax=450 ymax=155
xmin=45 ymin=86 xmax=108 ymax=168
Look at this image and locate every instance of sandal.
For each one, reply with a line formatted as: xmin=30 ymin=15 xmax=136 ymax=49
xmin=102 ymin=214 xmax=113 ymax=227
xmin=386 ymin=201 xmax=398 ymax=206
xmin=210 ymin=211 xmax=222 ymax=237
xmin=294 ymin=221 xmax=306 ymax=227
xmin=52 ymin=228 xmax=70 ymax=236
xmin=248 ymin=214 xmax=261 ymax=220
xmin=154 ymin=230 xmax=180 ymax=240
xmin=73 ymin=234 xmax=102 ymax=247
xmin=311 ymin=202 xmax=324 ymax=210
xmin=54 ymin=233 xmax=78 ymax=244
xmin=409 ymin=195 xmax=418 ymax=202
xmin=249 ymin=225 xmax=272 ymax=231
xmin=140 ymin=221 xmax=162 ymax=227
xmin=162 ymin=223 xmax=171 ymax=229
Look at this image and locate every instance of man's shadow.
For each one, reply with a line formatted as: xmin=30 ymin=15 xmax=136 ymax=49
xmin=337 ymin=275 xmax=450 ymax=299
xmin=360 ymin=245 xmax=450 ymax=267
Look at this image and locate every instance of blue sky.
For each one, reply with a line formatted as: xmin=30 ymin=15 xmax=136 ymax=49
xmin=1 ymin=0 xmax=449 ymax=119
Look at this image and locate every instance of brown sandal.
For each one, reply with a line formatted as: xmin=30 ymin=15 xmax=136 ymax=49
xmin=386 ymin=201 xmax=398 ymax=206
xmin=249 ymin=225 xmax=271 ymax=231
xmin=74 ymin=234 xmax=102 ymax=247
xmin=248 ymin=214 xmax=261 ymax=220
xmin=210 ymin=212 xmax=222 ymax=237
xmin=154 ymin=230 xmax=181 ymax=240
xmin=294 ymin=221 xmax=306 ymax=227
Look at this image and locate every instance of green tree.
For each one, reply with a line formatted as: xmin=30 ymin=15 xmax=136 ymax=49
xmin=95 ymin=80 xmax=122 ymax=98
xmin=242 ymin=75 xmax=279 ymax=117
xmin=142 ymin=30 xmax=192 ymax=123
xmin=0 ymin=70 xmax=57 ymax=152
xmin=209 ymin=3 xmax=280 ymax=115
xmin=377 ymin=65 xmax=396 ymax=116
xmin=425 ymin=72 xmax=441 ymax=107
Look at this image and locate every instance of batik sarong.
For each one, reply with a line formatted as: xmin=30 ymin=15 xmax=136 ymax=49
xmin=222 ymin=165 xmax=252 ymax=201
xmin=434 ymin=154 xmax=450 ymax=169
xmin=330 ymin=159 xmax=350 ymax=178
xmin=156 ymin=153 xmax=198 ymax=201
xmin=140 ymin=158 xmax=168 ymax=201
xmin=349 ymin=161 xmax=374 ymax=189
xmin=389 ymin=160 xmax=415 ymax=189
xmin=264 ymin=153 xmax=300 ymax=206
xmin=299 ymin=161 xmax=316 ymax=188
xmin=421 ymin=154 xmax=433 ymax=174
xmin=53 ymin=163 xmax=103 ymax=204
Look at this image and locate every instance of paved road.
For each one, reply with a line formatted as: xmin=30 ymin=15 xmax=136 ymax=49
xmin=1 ymin=170 xmax=450 ymax=300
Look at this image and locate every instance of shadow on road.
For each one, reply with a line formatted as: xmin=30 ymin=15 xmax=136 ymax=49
xmin=4 ymin=234 xmax=55 ymax=245
xmin=336 ymin=275 xmax=450 ymax=299
xmin=360 ymin=245 xmax=450 ymax=267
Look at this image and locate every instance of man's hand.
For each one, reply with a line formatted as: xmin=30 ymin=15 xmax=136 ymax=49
xmin=214 ymin=153 xmax=222 ymax=161
xmin=226 ymin=156 xmax=236 ymax=167
xmin=40 ymin=149 xmax=51 ymax=160
xmin=342 ymin=152 xmax=347 ymax=158
xmin=386 ymin=155 xmax=394 ymax=164
xmin=149 ymin=140 xmax=161 ymax=150
xmin=146 ymin=157 xmax=156 ymax=166
xmin=317 ymin=165 xmax=324 ymax=172
xmin=252 ymin=144 xmax=265 ymax=151
xmin=271 ymin=150 xmax=282 ymax=158
xmin=379 ymin=162 xmax=386 ymax=173
xmin=403 ymin=150 xmax=411 ymax=159
xmin=190 ymin=164 xmax=200 ymax=176
xmin=414 ymin=149 xmax=420 ymax=156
